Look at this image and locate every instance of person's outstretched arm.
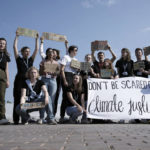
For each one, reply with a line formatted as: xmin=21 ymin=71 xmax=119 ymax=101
xmin=39 ymin=37 xmax=46 ymax=60
xmin=65 ymin=40 xmax=69 ymax=54
xmin=31 ymin=33 xmax=39 ymax=60
xmin=13 ymin=30 xmax=20 ymax=59
xmin=107 ymin=44 xmax=117 ymax=63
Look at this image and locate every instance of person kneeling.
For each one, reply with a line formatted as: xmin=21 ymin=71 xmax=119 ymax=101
xmin=15 ymin=67 xmax=56 ymax=125
xmin=66 ymin=74 xmax=88 ymax=124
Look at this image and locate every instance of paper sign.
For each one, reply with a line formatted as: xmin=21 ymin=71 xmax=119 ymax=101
xmin=70 ymin=60 xmax=81 ymax=70
xmin=44 ymin=63 xmax=60 ymax=73
xmin=21 ymin=102 xmax=45 ymax=110
xmin=80 ymin=62 xmax=91 ymax=72
xmin=91 ymin=40 xmax=108 ymax=50
xmin=42 ymin=32 xmax=67 ymax=42
xmin=133 ymin=62 xmax=145 ymax=70
xmin=143 ymin=46 xmax=150 ymax=56
xmin=71 ymin=60 xmax=91 ymax=71
xmin=17 ymin=27 xmax=38 ymax=38
xmin=101 ymin=69 xmax=112 ymax=78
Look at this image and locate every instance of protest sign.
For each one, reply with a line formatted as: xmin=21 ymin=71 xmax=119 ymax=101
xmin=17 ymin=27 xmax=38 ymax=38
xmin=101 ymin=69 xmax=112 ymax=78
xmin=133 ymin=62 xmax=145 ymax=70
xmin=91 ymin=40 xmax=108 ymax=51
xmin=42 ymin=32 xmax=67 ymax=42
xmin=21 ymin=102 xmax=45 ymax=110
xmin=70 ymin=60 xmax=91 ymax=71
xmin=44 ymin=63 xmax=60 ymax=73
xmin=143 ymin=46 xmax=150 ymax=56
xmin=87 ymin=77 xmax=150 ymax=119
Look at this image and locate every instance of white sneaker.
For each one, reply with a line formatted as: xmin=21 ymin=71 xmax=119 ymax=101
xmin=37 ymin=119 xmax=43 ymax=124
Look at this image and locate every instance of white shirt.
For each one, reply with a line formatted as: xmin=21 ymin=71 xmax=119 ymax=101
xmin=39 ymin=42 xmax=46 ymax=60
xmin=60 ymin=55 xmax=77 ymax=73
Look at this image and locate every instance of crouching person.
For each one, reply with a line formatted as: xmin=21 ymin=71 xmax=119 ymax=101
xmin=15 ymin=67 xmax=56 ymax=125
xmin=66 ymin=74 xmax=88 ymax=124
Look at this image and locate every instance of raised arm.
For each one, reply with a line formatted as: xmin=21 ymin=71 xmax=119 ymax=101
xmin=31 ymin=33 xmax=39 ymax=61
xmin=107 ymin=44 xmax=117 ymax=63
xmin=13 ymin=30 xmax=19 ymax=59
xmin=65 ymin=40 xmax=69 ymax=54
xmin=39 ymin=37 xmax=46 ymax=60
xmin=91 ymin=49 xmax=96 ymax=62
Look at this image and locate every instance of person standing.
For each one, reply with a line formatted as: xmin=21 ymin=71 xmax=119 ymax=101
xmin=0 ymin=38 xmax=10 ymax=125
xmin=115 ymin=48 xmax=134 ymax=78
xmin=133 ymin=48 xmax=150 ymax=78
xmin=60 ymin=45 xmax=78 ymax=123
xmin=13 ymin=30 xmax=39 ymax=124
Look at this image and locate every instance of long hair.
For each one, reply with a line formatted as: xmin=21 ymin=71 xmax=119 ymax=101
xmin=25 ymin=66 xmax=39 ymax=79
xmin=72 ymin=74 xmax=83 ymax=94
xmin=0 ymin=38 xmax=10 ymax=56
xmin=45 ymin=48 xmax=53 ymax=60
xmin=103 ymin=58 xmax=114 ymax=74
xmin=121 ymin=48 xmax=131 ymax=61
xmin=53 ymin=48 xmax=60 ymax=60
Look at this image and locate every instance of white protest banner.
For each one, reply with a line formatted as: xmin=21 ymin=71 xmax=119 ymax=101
xmin=87 ymin=77 xmax=150 ymax=119
xmin=17 ymin=27 xmax=38 ymax=38
xmin=42 ymin=32 xmax=67 ymax=42
xmin=21 ymin=102 xmax=45 ymax=110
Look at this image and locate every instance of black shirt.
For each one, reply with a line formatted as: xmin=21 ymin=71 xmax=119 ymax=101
xmin=22 ymin=79 xmax=45 ymax=101
xmin=133 ymin=60 xmax=150 ymax=78
xmin=93 ymin=60 xmax=104 ymax=74
xmin=115 ymin=59 xmax=134 ymax=78
xmin=66 ymin=86 xmax=84 ymax=107
xmin=0 ymin=52 xmax=10 ymax=71
xmin=16 ymin=56 xmax=33 ymax=79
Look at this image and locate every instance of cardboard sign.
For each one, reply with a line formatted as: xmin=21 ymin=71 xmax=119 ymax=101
xmin=70 ymin=60 xmax=91 ymax=71
xmin=80 ymin=62 xmax=91 ymax=72
xmin=133 ymin=62 xmax=145 ymax=70
xmin=101 ymin=69 xmax=112 ymax=78
xmin=70 ymin=60 xmax=81 ymax=70
xmin=91 ymin=40 xmax=108 ymax=51
xmin=44 ymin=63 xmax=60 ymax=73
xmin=143 ymin=46 xmax=150 ymax=56
xmin=21 ymin=102 xmax=45 ymax=110
xmin=17 ymin=27 xmax=38 ymax=38
xmin=42 ymin=32 xmax=67 ymax=42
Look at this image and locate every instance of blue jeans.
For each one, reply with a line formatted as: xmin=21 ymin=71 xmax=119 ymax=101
xmin=41 ymin=77 xmax=57 ymax=119
xmin=66 ymin=106 xmax=83 ymax=121
xmin=16 ymin=97 xmax=45 ymax=123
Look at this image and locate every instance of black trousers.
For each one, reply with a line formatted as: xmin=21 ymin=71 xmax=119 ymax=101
xmin=60 ymin=72 xmax=74 ymax=118
xmin=13 ymin=75 xmax=24 ymax=124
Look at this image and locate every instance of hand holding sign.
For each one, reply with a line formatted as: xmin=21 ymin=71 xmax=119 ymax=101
xmin=42 ymin=32 xmax=67 ymax=42
xmin=143 ymin=46 xmax=150 ymax=56
xmin=91 ymin=40 xmax=108 ymax=51
xmin=17 ymin=27 xmax=39 ymax=38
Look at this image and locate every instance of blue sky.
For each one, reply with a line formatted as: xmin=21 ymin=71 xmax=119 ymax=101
xmin=1 ymin=0 xmax=150 ymax=101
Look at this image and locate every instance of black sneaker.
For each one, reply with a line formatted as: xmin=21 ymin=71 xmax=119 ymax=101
xmin=0 ymin=119 xmax=10 ymax=125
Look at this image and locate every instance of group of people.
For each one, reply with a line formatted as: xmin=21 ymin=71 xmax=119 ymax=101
xmin=0 ymin=30 xmax=150 ymax=125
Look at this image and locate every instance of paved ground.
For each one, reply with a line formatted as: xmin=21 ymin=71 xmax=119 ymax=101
xmin=0 ymin=124 xmax=150 ymax=150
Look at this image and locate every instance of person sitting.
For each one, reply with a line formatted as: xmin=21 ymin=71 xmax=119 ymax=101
xmin=66 ymin=74 xmax=88 ymax=124
xmin=15 ymin=67 xmax=56 ymax=125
